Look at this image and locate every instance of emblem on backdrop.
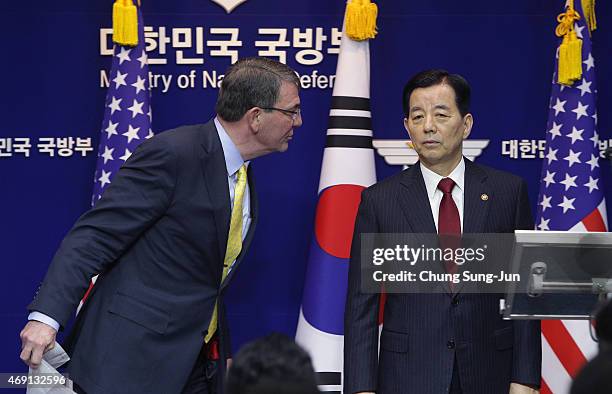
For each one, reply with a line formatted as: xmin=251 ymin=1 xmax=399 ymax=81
xmin=210 ymin=0 xmax=247 ymax=13
xmin=373 ymin=139 xmax=490 ymax=166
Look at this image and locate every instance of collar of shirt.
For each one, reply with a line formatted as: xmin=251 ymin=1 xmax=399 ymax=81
xmin=420 ymin=158 xmax=465 ymax=199
xmin=214 ymin=117 xmax=248 ymax=176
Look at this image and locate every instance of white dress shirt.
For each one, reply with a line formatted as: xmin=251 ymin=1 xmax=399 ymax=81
xmin=419 ymin=159 xmax=465 ymax=233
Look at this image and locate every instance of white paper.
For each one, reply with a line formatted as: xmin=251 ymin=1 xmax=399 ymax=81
xmin=27 ymin=343 xmax=75 ymax=394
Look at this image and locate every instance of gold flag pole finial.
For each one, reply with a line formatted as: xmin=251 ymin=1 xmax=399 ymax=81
xmin=345 ymin=0 xmax=378 ymax=41
xmin=113 ymin=0 xmax=139 ymax=46
xmin=581 ymin=0 xmax=596 ymax=33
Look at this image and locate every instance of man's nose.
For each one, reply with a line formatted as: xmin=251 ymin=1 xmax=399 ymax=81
xmin=423 ymin=114 xmax=436 ymax=133
xmin=293 ymin=112 xmax=303 ymax=127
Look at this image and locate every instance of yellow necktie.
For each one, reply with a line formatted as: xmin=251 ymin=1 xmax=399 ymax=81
xmin=205 ymin=164 xmax=247 ymax=343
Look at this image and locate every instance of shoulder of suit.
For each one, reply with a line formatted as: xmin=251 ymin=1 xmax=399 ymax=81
xmin=363 ymin=162 xmax=527 ymax=197
xmin=151 ymin=123 xmax=210 ymax=143
xmin=136 ymin=123 xmax=213 ymax=156
xmin=362 ymin=167 xmax=410 ymax=197
xmin=468 ymin=161 xmax=525 ymax=187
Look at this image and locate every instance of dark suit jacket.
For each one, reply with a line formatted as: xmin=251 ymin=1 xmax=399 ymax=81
xmin=28 ymin=120 xmax=258 ymax=394
xmin=344 ymin=159 xmax=541 ymax=394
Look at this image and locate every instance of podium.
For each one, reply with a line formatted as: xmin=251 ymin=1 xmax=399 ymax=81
xmin=503 ymin=230 xmax=612 ymax=320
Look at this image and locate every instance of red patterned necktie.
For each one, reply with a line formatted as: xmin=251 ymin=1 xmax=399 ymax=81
xmin=437 ymin=178 xmax=461 ymax=280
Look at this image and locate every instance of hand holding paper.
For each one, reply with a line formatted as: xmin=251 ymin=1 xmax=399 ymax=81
xmin=20 ymin=320 xmax=57 ymax=369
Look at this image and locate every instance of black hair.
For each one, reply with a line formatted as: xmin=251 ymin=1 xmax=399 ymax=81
xmin=402 ymin=69 xmax=471 ymax=117
xmin=226 ymin=333 xmax=319 ymax=394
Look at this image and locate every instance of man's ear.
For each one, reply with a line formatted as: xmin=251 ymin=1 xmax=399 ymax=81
xmin=462 ymin=113 xmax=473 ymax=140
xmin=403 ymin=117 xmax=412 ymax=139
xmin=246 ymin=107 xmax=262 ymax=133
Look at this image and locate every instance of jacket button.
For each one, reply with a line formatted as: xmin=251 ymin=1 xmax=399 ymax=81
xmin=447 ymin=340 xmax=455 ymax=349
xmin=451 ymin=298 xmax=459 ymax=306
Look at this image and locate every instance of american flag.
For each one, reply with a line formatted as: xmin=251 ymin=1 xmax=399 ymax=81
xmin=80 ymin=8 xmax=152 ymax=307
xmin=91 ymin=9 xmax=152 ymax=205
xmin=535 ymin=1 xmax=605 ymax=392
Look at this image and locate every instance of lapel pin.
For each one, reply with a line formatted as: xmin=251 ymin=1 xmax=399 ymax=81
xmin=481 ymin=193 xmax=489 ymax=201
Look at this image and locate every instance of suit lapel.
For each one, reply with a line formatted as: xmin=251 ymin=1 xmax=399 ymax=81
xmin=398 ymin=165 xmax=437 ymax=234
xmin=200 ymin=121 xmax=231 ymax=280
xmin=462 ymin=159 xmax=491 ymax=234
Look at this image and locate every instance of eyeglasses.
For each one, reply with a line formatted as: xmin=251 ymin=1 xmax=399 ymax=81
xmin=260 ymin=107 xmax=301 ymax=122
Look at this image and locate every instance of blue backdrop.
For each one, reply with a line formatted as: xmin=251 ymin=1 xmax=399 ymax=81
xmin=1 ymin=0 xmax=611 ymax=377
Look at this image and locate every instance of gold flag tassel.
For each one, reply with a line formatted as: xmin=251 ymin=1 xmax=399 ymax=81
xmin=113 ymin=0 xmax=139 ymax=46
xmin=346 ymin=0 xmax=378 ymax=41
xmin=555 ymin=1 xmax=582 ymax=86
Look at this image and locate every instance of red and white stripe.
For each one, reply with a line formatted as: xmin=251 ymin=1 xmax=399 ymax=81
xmin=541 ymin=200 xmax=607 ymax=394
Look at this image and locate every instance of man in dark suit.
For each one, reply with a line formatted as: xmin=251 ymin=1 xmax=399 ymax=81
xmin=19 ymin=57 xmax=302 ymax=394
xmin=344 ymin=70 xmax=541 ymax=394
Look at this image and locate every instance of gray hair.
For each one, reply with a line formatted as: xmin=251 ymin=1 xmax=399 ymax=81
xmin=215 ymin=57 xmax=300 ymax=122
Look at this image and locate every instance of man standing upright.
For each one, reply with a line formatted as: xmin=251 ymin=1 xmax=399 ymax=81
xmin=344 ymin=69 xmax=540 ymax=394
xmin=20 ymin=57 xmax=302 ymax=394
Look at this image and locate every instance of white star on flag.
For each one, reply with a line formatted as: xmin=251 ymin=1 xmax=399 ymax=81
xmin=560 ymin=173 xmax=578 ymax=191
xmin=105 ymin=121 xmax=119 ymax=138
xmin=128 ymin=99 xmax=144 ymax=118
xmin=137 ymin=51 xmax=148 ymax=69
xmin=559 ymin=174 xmax=578 ymax=191
xmin=119 ymin=148 xmax=132 ymax=162
xmin=117 ymin=47 xmax=132 ymax=65
xmin=583 ymin=53 xmax=595 ymax=71
xmin=123 ymin=125 xmax=141 ymax=143
xmin=548 ymin=122 xmax=562 ymax=140
xmin=540 ymin=195 xmax=552 ymax=212
xmin=108 ymin=97 xmax=122 ymax=115
xmin=98 ymin=170 xmax=112 ymax=188
xmin=543 ymin=171 xmax=556 ymax=187
xmin=113 ymin=71 xmax=128 ymax=89
xmin=101 ymin=146 xmax=115 ymax=164
xmin=558 ymin=196 xmax=576 ymax=213
xmin=571 ymin=101 xmax=589 ymax=120
xmin=546 ymin=148 xmax=558 ymax=164
xmin=590 ymin=131 xmax=599 ymax=147
xmin=538 ymin=218 xmax=550 ymax=231
xmin=552 ymin=98 xmax=566 ymax=116
xmin=566 ymin=127 xmax=584 ymax=144
xmin=586 ymin=154 xmax=599 ymax=170
xmin=584 ymin=176 xmax=599 ymax=193
xmin=563 ymin=149 xmax=582 ymax=167
xmin=131 ymin=76 xmax=146 ymax=94
xmin=576 ymin=79 xmax=592 ymax=96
